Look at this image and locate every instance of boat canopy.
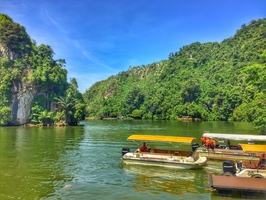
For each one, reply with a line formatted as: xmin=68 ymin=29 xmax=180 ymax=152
xmin=202 ymin=133 xmax=266 ymax=142
xmin=127 ymin=135 xmax=196 ymax=143
xmin=240 ymin=144 xmax=266 ymax=153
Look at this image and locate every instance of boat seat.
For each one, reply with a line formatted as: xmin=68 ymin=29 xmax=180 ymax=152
xmin=218 ymin=145 xmax=226 ymax=149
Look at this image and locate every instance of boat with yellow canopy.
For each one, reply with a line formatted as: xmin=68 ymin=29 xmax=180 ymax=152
xmin=121 ymin=134 xmax=207 ymax=169
xmin=210 ymin=144 xmax=266 ymax=197
xmin=222 ymin=144 xmax=266 ymax=178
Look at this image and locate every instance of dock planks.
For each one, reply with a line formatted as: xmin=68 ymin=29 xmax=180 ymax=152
xmin=210 ymin=174 xmax=266 ymax=197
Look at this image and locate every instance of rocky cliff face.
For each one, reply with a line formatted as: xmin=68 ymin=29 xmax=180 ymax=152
xmin=11 ymin=81 xmax=38 ymax=124
xmin=0 ymin=43 xmax=40 ymax=125
xmin=0 ymin=44 xmax=18 ymax=60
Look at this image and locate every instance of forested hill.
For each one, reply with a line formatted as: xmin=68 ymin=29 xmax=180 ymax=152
xmin=83 ymin=18 xmax=266 ymax=132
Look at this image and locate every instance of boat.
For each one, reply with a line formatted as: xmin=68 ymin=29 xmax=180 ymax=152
xmin=222 ymin=144 xmax=266 ymax=178
xmin=195 ymin=132 xmax=266 ymax=161
xmin=210 ymin=144 xmax=266 ymax=197
xmin=121 ymin=134 xmax=207 ymax=169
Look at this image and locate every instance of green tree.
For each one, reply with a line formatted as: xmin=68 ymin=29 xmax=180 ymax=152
xmin=0 ymin=106 xmax=12 ymax=125
xmin=37 ymin=110 xmax=53 ymax=126
xmin=54 ymin=94 xmax=76 ymax=125
xmin=0 ymin=18 xmax=32 ymax=58
xmin=29 ymin=103 xmax=45 ymax=123
xmin=131 ymin=109 xmax=142 ymax=119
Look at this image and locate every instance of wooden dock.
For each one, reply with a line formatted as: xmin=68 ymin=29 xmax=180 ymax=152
xmin=210 ymin=174 xmax=266 ymax=198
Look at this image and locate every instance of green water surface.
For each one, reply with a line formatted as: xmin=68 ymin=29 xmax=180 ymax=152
xmin=0 ymin=120 xmax=263 ymax=200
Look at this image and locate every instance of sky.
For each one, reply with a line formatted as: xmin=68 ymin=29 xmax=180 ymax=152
xmin=1 ymin=0 xmax=265 ymax=93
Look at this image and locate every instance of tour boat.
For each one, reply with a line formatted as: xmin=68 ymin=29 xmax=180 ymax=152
xmin=222 ymin=144 xmax=266 ymax=178
xmin=121 ymin=134 xmax=207 ymax=169
xmin=210 ymin=144 xmax=266 ymax=197
xmin=195 ymin=133 xmax=266 ymax=161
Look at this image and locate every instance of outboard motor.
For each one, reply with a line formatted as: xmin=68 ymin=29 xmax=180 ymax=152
xmin=122 ymin=147 xmax=130 ymax=157
xmin=237 ymin=161 xmax=242 ymax=170
xmin=223 ymin=160 xmax=236 ymax=176
xmin=236 ymin=161 xmax=245 ymax=171
xmin=192 ymin=143 xmax=199 ymax=152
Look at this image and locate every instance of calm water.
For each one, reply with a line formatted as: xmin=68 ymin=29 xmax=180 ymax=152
xmin=0 ymin=120 xmax=263 ymax=200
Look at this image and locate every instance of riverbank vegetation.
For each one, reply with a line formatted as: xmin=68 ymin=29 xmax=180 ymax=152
xmin=83 ymin=19 xmax=266 ymax=132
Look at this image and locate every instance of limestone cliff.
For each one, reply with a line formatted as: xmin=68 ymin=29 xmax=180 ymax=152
xmin=0 ymin=14 xmax=70 ymax=125
xmin=11 ymin=81 xmax=39 ymax=124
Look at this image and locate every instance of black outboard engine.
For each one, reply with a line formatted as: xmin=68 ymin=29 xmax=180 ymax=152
xmin=192 ymin=143 xmax=199 ymax=152
xmin=223 ymin=160 xmax=236 ymax=176
xmin=122 ymin=147 xmax=130 ymax=157
xmin=237 ymin=161 xmax=243 ymax=170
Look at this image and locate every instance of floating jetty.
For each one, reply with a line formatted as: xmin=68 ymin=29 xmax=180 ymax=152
xmin=210 ymin=174 xmax=266 ymax=198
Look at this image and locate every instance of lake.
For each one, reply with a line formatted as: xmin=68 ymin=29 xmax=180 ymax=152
xmin=0 ymin=120 xmax=263 ymax=200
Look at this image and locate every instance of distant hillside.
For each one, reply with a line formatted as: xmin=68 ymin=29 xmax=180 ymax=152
xmin=83 ymin=18 xmax=266 ymax=132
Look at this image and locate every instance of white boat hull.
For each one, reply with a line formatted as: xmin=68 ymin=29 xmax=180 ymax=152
xmin=237 ymin=168 xmax=266 ymax=178
xmin=122 ymin=152 xmax=207 ymax=169
xmin=195 ymin=147 xmax=260 ymax=161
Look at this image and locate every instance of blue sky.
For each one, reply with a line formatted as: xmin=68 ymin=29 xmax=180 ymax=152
xmin=1 ymin=0 xmax=265 ymax=93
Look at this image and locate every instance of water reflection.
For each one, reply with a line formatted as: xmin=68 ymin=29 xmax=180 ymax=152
xmin=0 ymin=126 xmax=85 ymax=199
xmin=122 ymin=164 xmax=209 ymax=196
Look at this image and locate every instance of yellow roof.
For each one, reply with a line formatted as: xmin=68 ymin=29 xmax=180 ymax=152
xmin=240 ymin=144 xmax=266 ymax=153
xmin=127 ymin=134 xmax=196 ymax=143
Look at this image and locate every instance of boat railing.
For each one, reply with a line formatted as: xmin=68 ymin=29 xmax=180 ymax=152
xmin=173 ymin=151 xmax=181 ymax=156
xmin=242 ymin=160 xmax=258 ymax=169
xmin=148 ymin=149 xmax=193 ymax=157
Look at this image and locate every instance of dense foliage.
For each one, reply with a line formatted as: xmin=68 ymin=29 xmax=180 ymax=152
xmin=0 ymin=14 xmax=85 ymax=125
xmin=83 ymin=19 xmax=266 ymax=132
